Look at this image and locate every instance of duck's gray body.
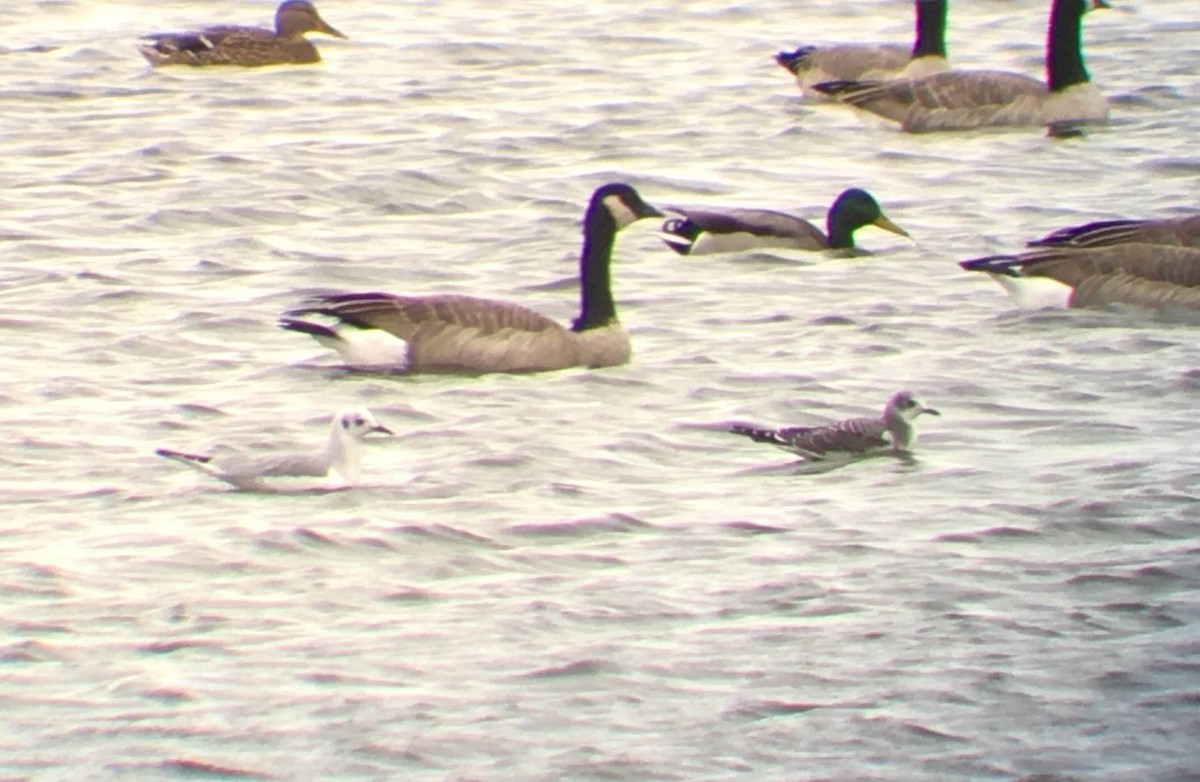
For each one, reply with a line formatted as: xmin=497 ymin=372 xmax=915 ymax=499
xmin=661 ymin=207 xmax=831 ymax=255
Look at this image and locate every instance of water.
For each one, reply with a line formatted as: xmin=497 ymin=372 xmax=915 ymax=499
xmin=2 ymin=1 xmax=1199 ymax=779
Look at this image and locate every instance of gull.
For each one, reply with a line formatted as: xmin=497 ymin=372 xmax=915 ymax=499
xmin=156 ymin=406 xmax=392 ymax=490
xmin=728 ymin=390 xmax=940 ymax=460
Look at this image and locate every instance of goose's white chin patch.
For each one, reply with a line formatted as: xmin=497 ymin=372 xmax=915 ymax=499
xmin=332 ymin=327 xmax=412 ymax=370
xmin=602 ymin=195 xmax=640 ymax=230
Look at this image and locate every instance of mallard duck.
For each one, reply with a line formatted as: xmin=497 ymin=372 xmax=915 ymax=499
xmin=138 ymin=0 xmax=346 ymax=67
xmin=1028 ymin=215 xmax=1200 ymax=249
xmin=278 ymin=183 xmax=662 ymax=374
xmin=960 ymin=244 xmax=1200 ymax=310
xmin=660 ymin=188 xmax=908 ymax=256
xmin=156 ymin=407 xmax=392 ymax=491
xmin=813 ymin=0 xmax=1108 ymax=132
xmin=776 ymin=0 xmax=950 ymax=97
xmin=729 ymin=390 xmax=941 ymax=460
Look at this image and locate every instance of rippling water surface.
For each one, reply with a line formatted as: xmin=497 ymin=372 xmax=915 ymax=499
xmin=3 ymin=0 xmax=1199 ymax=779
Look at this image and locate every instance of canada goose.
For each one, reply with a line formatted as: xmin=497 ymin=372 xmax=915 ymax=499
xmin=960 ymin=244 xmax=1200 ymax=310
xmin=776 ymin=0 xmax=950 ymax=97
xmin=138 ymin=0 xmax=346 ymax=67
xmin=279 ymin=183 xmax=662 ymax=374
xmin=1028 ymin=215 xmax=1200 ymax=250
xmin=156 ymin=406 xmax=392 ymax=490
xmin=729 ymin=390 xmax=940 ymax=461
xmin=812 ymin=0 xmax=1108 ymax=132
xmin=660 ymin=188 xmax=908 ymax=256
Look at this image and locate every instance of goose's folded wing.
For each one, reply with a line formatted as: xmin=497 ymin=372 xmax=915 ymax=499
xmin=288 ymin=292 xmax=594 ymax=373
xmin=1011 ymin=245 xmax=1200 ymax=288
xmin=818 ymin=70 xmax=1045 ymax=123
xmin=1029 ymin=216 xmax=1200 ymax=249
xmin=805 ymin=44 xmax=911 ymax=80
xmin=289 ymin=293 xmax=567 ymax=340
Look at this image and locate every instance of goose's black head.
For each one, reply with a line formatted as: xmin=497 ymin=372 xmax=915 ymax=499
xmin=587 ymin=183 xmax=663 ymax=231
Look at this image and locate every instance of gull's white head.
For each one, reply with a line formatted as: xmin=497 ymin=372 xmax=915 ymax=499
xmin=334 ymin=406 xmax=393 ymax=441
xmin=885 ymin=390 xmax=941 ymax=422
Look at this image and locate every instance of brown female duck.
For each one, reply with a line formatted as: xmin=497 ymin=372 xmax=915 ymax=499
xmin=139 ymin=1 xmax=346 ymax=67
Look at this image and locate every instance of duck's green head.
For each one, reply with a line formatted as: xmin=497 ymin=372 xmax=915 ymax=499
xmin=276 ymin=1 xmax=347 ymax=39
xmin=827 ymin=188 xmax=908 ymax=249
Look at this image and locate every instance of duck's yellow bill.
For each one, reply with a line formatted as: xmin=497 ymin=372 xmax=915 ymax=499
xmin=874 ymin=215 xmax=909 ymax=238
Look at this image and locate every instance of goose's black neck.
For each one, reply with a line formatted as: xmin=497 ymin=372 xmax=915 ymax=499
xmin=572 ymin=205 xmax=618 ymax=332
xmin=1047 ymin=0 xmax=1090 ymax=92
xmin=911 ymin=0 xmax=948 ymax=59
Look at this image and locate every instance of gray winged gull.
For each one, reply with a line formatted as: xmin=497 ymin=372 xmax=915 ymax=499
xmin=156 ymin=406 xmax=392 ymax=490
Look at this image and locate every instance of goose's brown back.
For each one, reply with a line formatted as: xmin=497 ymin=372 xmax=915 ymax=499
xmin=295 ymin=293 xmax=631 ymax=372
xmin=1030 ymin=215 xmax=1200 ymax=250
xmin=1018 ymin=245 xmax=1200 ymax=288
